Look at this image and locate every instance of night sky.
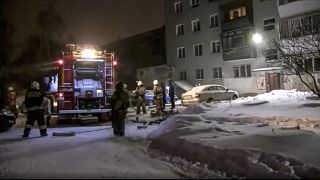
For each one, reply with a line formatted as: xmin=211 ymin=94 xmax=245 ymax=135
xmin=4 ymin=0 xmax=165 ymax=46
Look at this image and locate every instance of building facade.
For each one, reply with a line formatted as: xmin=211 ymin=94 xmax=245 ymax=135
xmin=165 ymin=0 xmax=320 ymax=96
xmin=104 ymin=26 xmax=166 ymax=90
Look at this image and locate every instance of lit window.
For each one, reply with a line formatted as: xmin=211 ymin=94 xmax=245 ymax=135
xmin=229 ymin=6 xmax=246 ymax=20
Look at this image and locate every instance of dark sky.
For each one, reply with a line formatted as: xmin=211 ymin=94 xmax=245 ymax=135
xmin=55 ymin=0 xmax=165 ymax=45
xmin=4 ymin=0 xmax=165 ymax=46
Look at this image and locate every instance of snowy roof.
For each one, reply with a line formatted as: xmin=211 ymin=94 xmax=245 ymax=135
xmin=252 ymin=67 xmax=283 ymax=72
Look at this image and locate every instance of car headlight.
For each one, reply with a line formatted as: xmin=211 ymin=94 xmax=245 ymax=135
xmin=96 ymin=89 xmax=103 ymax=97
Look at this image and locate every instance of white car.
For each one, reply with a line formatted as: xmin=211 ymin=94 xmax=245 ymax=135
xmin=181 ymin=84 xmax=239 ymax=106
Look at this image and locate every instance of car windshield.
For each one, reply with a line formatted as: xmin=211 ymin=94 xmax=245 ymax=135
xmin=145 ymin=90 xmax=154 ymax=96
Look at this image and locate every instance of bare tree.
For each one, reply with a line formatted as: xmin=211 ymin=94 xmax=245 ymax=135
xmin=270 ymin=33 xmax=320 ymax=98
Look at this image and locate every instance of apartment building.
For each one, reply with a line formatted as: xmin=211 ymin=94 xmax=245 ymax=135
xmin=165 ymin=0 xmax=319 ymax=95
xmin=276 ymin=0 xmax=320 ymax=90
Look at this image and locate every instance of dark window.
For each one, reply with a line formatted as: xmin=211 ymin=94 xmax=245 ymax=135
xmin=177 ymin=47 xmax=185 ymax=58
xmin=305 ymin=59 xmax=313 ymax=72
xmin=180 ymin=71 xmax=186 ymax=80
xmin=174 ymin=2 xmax=183 ymax=13
xmin=234 ymin=65 xmax=251 ymax=78
xmin=314 ymin=58 xmax=320 ymax=71
xmin=211 ymin=41 xmax=220 ymax=53
xmin=176 ymin=24 xmax=184 ymax=35
xmin=210 ymin=14 xmax=219 ymax=28
xmin=190 ymin=0 xmax=199 ymax=7
xmin=234 ymin=66 xmax=239 ymax=78
xmin=192 ymin=20 xmax=201 ymax=32
xmin=301 ymin=16 xmax=312 ymax=35
xmin=194 ymin=44 xmax=202 ymax=56
xmin=196 ymin=69 xmax=204 ymax=79
xmin=213 ymin=67 xmax=222 ymax=78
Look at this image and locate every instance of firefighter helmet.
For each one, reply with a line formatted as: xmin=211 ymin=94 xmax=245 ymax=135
xmin=8 ymin=86 xmax=14 ymax=91
xmin=153 ymin=80 xmax=159 ymax=85
xmin=137 ymin=81 xmax=143 ymax=86
xmin=30 ymin=81 xmax=40 ymax=90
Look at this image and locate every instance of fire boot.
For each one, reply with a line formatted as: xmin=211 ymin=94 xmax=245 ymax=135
xmin=40 ymin=129 xmax=48 ymax=137
xmin=22 ymin=128 xmax=31 ymax=138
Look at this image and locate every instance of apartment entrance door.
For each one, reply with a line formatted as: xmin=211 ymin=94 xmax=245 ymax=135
xmin=265 ymin=73 xmax=280 ymax=92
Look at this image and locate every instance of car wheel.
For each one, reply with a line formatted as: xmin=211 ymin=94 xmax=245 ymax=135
xmin=232 ymin=95 xmax=238 ymax=100
xmin=207 ymin=98 xmax=214 ymax=103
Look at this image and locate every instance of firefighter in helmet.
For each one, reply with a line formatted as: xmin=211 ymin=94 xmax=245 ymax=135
xmin=22 ymin=81 xmax=47 ymax=138
xmin=153 ymin=80 xmax=164 ymax=116
xmin=110 ymin=81 xmax=129 ymax=137
xmin=135 ymin=81 xmax=147 ymax=115
xmin=6 ymin=86 xmax=18 ymax=118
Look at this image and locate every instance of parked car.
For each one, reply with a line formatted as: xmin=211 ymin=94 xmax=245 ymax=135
xmin=129 ymin=89 xmax=178 ymax=106
xmin=181 ymin=84 xmax=239 ymax=106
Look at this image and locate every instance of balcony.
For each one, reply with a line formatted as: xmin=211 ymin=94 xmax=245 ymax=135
xmin=222 ymin=16 xmax=253 ymax=32
xmin=278 ymin=0 xmax=320 ymax=19
xmin=223 ymin=46 xmax=256 ymax=61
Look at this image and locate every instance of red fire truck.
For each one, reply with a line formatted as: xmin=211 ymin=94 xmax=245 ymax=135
xmin=56 ymin=44 xmax=116 ymax=122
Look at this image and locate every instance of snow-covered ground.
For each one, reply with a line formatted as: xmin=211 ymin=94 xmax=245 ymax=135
xmin=1 ymin=90 xmax=320 ymax=178
xmin=148 ymin=90 xmax=320 ymax=178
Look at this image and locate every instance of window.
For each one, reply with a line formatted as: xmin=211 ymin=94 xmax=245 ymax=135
xmin=174 ymin=1 xmax=183 ymax=13
xmin=279 ymin=0 xmax=298 ymax=6
xmin=190 ymin=0 xmax=199 ymax=7
xmin=177 ymin=47 xmax=185 ymax=58
xmin=210 ymin=41 xmax=220 ymax=53
xmin=192 ymin=19 xmax=201 ymax=32
xmin=233 ymin=65 xmax=251 ymax=78
xmin=209 ymin=14 xmax=219 ymax=28
xmin=180 ymin=71 xmax=186 ymax=80
xmin=222 ymin=30 xmax=249 ymax=50
xmin=229 ymin=6 xmax=246 ymax=20
xmin=213 ymin=67 xmax=222 ymax=78
xmin=305 ymin=59 xmax=313 ymax=72
xmin=280 ymin=13 xmax=320 ymax=39
xmin=264 ymin=18 xmax=275 ymax=31
xmin=264 ymin=49 xmax=278 ymax=61
xmin=193 ymin=44 xmax=202 ymax=56
xmin=314 ymin=58 xmax=320 ymax=72
xmin=176 ymin=24 xmax=184 ymax=35
xmin=196 ymin=69 xmax=204 ymax=79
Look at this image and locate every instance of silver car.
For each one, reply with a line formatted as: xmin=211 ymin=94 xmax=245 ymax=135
xmin=181 ymin=84 xmax=239 ymax=106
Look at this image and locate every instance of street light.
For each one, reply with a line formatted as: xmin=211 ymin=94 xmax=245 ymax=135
xmin=252 ymin=33 xmax=263 ymax=44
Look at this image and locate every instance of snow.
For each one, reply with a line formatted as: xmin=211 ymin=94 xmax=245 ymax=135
xmin=1 ymin=90 xmax=320 ymax=178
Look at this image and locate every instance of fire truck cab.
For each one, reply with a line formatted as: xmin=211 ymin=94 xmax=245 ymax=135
xmin=56 ymin=44 xmax=116 ymax=121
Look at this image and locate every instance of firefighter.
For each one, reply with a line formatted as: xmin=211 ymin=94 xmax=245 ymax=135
xmin=153 ymin=80 xmax=164 ymax=116
xmin=22 ymin=81 xmax=47 ymax=138
xmin=110 ymin=81 xmax=129 ymax=137
xmin=160 ymin=82 xmax=166 ymax=111
xmin=6 ymin=86 xmax=18 ymax=118
xmin=135 ymin=81 xmax=147 ymax=115
xmin=169 ymin=80 xmax=175 ymax=110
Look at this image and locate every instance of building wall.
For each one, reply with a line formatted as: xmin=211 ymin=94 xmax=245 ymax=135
xmin=104 ymin=26 xmax=166 ymax=90
xmin=165 ymin=0 xmax=279 ymax=95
